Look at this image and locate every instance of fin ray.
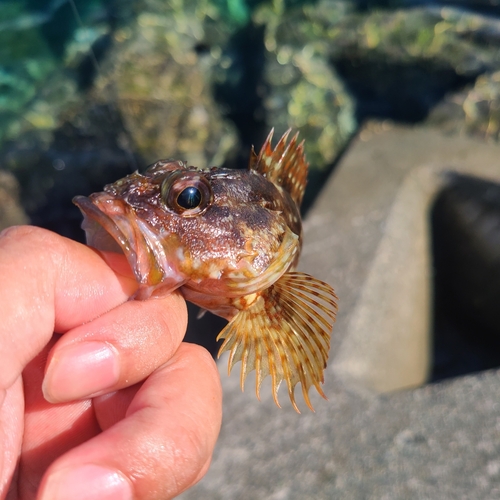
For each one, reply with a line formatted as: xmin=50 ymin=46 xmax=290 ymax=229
xmin=249 ymin=129 xmax=308 ymax=207
xmin=278 ymin=288 xmax=334 ymax=361
xmin=217 ymin=272 xmax=338 ymax=412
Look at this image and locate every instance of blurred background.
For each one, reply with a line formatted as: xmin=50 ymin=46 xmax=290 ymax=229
xmin=3 ymin=0 xmax=500 ymax=235
xmin=1 ymin=0 xmax=500 ymax=380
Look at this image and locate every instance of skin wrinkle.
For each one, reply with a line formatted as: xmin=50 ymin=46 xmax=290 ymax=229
xmin=43 ymin=298 xmax=188 ymax=404
xmin=55 ymin=245 xmax=128 ymax=332
xmin=124 ymin=431 xmax=170 ymax=493
xmin=2 ymin=380 xmax=21 ymax=483
xmin=48 ymin=290 xmax=187 ymax=393
xmin=169 ymin=430 xmax=205 ymax=497
xmin=125 ymin=348 xmax=209 ymax=417
xmin=41 ymin=238 xmax=127 ymax=333
xmin=152 ymin=384 xmax=218 ymax=498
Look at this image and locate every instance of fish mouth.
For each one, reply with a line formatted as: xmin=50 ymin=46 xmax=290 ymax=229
xmin=73 ymin=195 xmax=135 ymax=256
xmin=73 ymin=194 xmax=186 ymax=298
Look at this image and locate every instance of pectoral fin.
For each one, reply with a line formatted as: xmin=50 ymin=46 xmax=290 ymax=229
xmin=217 ymin=272 xmax=338 ymax=412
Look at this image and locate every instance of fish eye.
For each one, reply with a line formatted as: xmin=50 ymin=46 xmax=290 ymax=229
xmin=177 ymin=186 xmax=201 ymax=209
xmin=161 ymin=171 xmax=213 ymax=216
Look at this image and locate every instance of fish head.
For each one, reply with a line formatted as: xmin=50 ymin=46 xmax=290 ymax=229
xmin=74 ymin=159 xmax=301 ymax=299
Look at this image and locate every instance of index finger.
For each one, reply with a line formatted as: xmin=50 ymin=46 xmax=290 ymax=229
xmin=0 ymin=226 xmax=138 ymax=392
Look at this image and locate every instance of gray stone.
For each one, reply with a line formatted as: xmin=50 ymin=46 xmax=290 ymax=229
xmin=180 ymin=124 xmax=500 ymax=499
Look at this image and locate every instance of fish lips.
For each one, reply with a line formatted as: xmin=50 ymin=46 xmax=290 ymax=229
xmin=73 ymin=193 xmax=187 ymax=299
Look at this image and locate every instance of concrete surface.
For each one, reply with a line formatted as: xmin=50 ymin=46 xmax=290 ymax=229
xmin=328 ymin=124 xmax=500 ymax=393
xmin=180 ymin=123 xmax=500 ymax=499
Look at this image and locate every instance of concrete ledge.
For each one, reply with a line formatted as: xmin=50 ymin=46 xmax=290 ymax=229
xmin=301 ymin=123 xmax=500 ymax=393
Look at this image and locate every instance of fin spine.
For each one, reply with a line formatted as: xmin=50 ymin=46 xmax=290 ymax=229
xmin=249 ymin=129 xmax=309 ymax=207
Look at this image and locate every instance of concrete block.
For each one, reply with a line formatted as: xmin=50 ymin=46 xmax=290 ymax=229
xmin=180 ymin=123 xmax=500 ymax=500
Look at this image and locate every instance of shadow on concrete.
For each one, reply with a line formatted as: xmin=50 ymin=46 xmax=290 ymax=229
xmin=430 ymin=173 xmax=500 ymax=382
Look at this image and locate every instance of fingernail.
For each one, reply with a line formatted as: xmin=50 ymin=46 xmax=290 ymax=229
xmin=43 ymin=341 xmax=120 ymax=402
xmin=40 ymin=465 xmax=133 ymax=500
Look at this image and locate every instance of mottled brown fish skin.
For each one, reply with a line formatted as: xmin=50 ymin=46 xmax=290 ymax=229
xmin=82 ymin=158 xmax=302 ymax=302
xmin=101 ymin=162 xmax=301 ymax=277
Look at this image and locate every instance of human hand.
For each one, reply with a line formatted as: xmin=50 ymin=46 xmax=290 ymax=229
xmin=0 ymin=226 xmax=222 ymax=500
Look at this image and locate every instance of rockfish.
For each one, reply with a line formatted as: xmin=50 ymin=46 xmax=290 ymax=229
xmin=74 ymin=130 xmax=338 ymax=412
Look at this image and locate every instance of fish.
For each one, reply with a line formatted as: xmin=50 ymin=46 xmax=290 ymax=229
xmin=73 ymin=129 xmax=338 ymax=412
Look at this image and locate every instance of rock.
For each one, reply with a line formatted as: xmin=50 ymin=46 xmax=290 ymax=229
xmin=261 ymin=42 xmax=356 ymax=169
xmin=314 ymin=123 xmax=500 ymax=393
xmin=287 ymin=3 xmax=500 ymax=126
xmin=0 ymin=170 xmax=29 ymax=231
xmin=429 ymin=71 xmax=500 ymax=139
xmin=257 ymin=2 xmax=357 ymax=170
xmin=92 ymin=2 xmax=238 ymax=167
xmin=0 ymin=0 xmax=239 ymax=239
xmin=0 ymin=102 xmax=139 ymax=241
xmin=435 ymin=174 xmax=500 ymax=324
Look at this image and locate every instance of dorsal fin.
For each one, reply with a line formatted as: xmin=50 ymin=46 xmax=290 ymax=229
xmin=248 ymin=128 xmax=308 ymax=207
